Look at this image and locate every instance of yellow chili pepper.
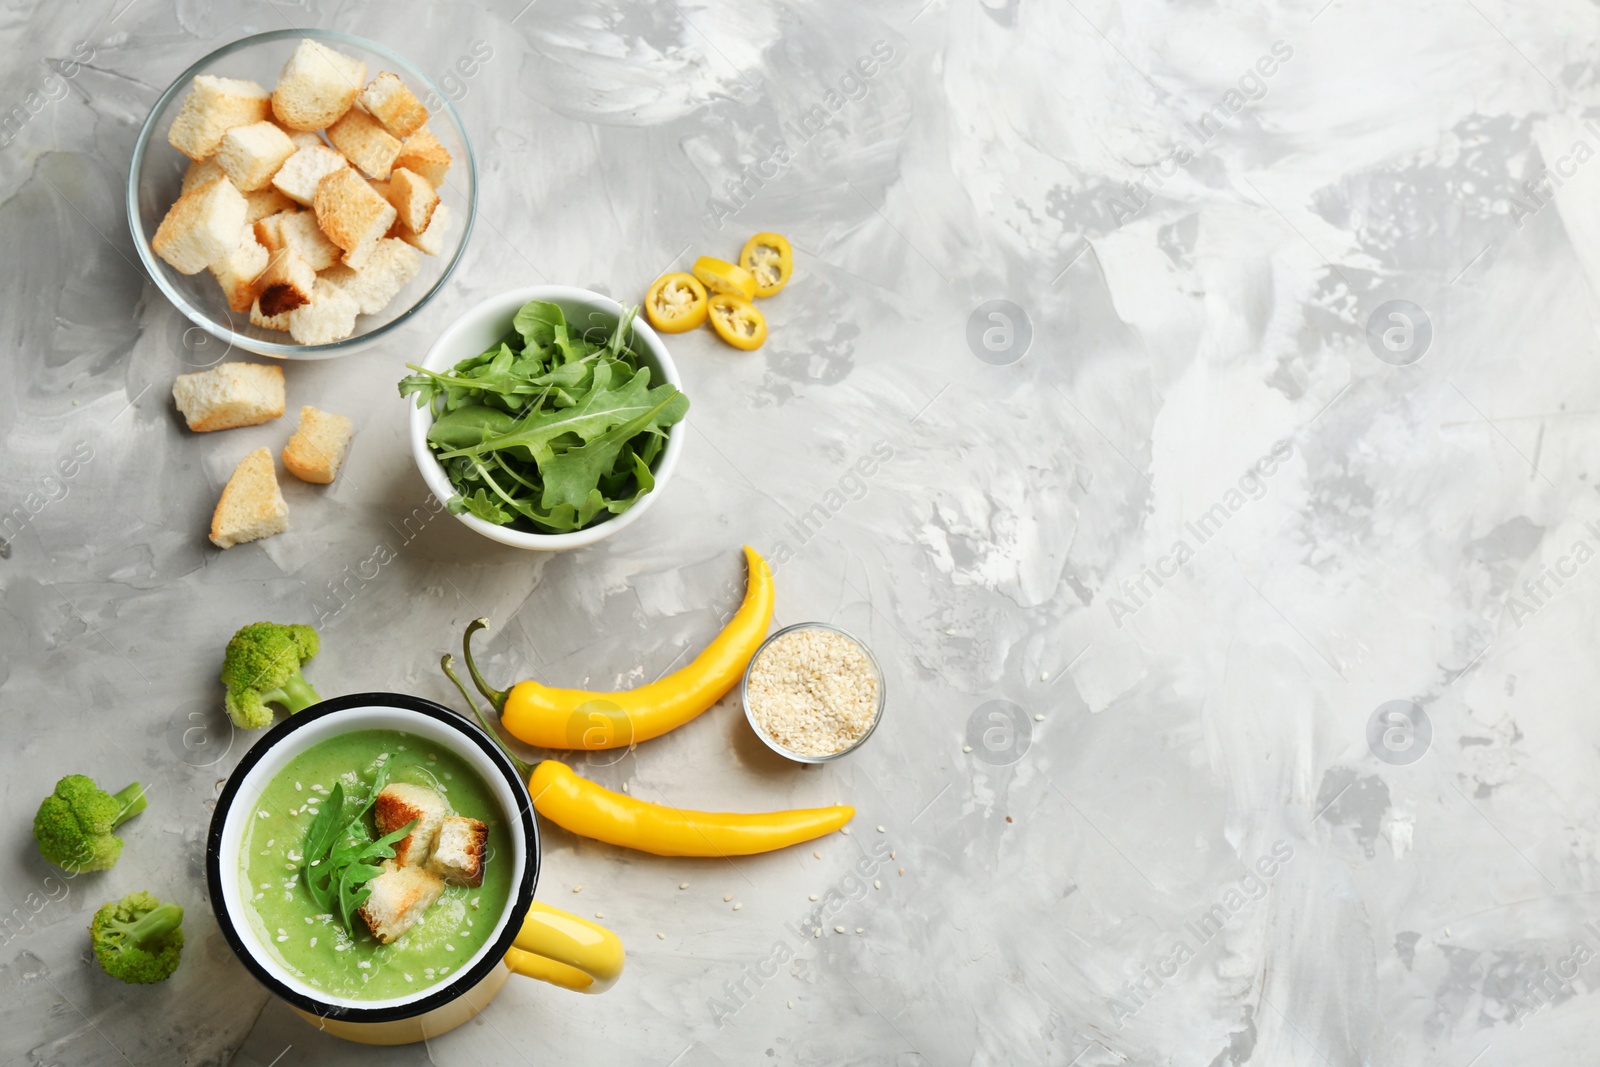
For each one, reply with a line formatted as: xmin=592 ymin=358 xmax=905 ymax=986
xmin=461 ymin=546 xmax=775 ymax=749
xmin=644 ymin=272 xmax=708 ymax=334
xmin=441 ymin=657 xmax=854 ymax=857
xmin=692 ymin=256 xmax=757 ymax=301
xmin=528 ymin=760 xmax=853 ymax=856
xmin=707 ymin=294 xmax=767 ymax=351
xmin=739 ymin=232 xmax=793 ymax=297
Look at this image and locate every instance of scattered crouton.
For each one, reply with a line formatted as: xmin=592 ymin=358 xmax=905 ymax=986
xmin=167 ymin=75 xmax=273 ymax=161
xmin=392 ymin=125 xmax=451 ymax=187
xmin=314 ymin=167 xmax=397 ymax=269
xmin=359 ymin=72 xmax=429 ymax=139
xmin=255 ymin=248 xmax=316 ymax=317
xmin=255 ymin=209 xmax=340 ymax=271
xmin=358 ymin=865 xmax=444 ymax=944
xmin=270 ymin=144 xmax=348 ymax=206
xmin=172 ymin=362 xmax=285 ymax=432
xmin=286 ymin=280 xmax=359 ymax=345
xmin=181 ymin=157 xmax=225 ymax=195
xmin=209 ymin=225 xmax=270 ymax=313
xmin=152 ymin=176 xmax=249 ymax=275
xmin=282 ymin=406 xmax=354 ymax=484
xmin=396 ymin=203 xmax=450 ymax=256
xmin=210 ymin=447 xmax=288 ymax=549
xmin=374 ymin=783 xmax=449 ymax=868
xmin=320 ymin=238 xmax=420 ymax=315
xmin=425 ymin=816 xmax=488 ymax=888
xmin=383 ymin=168 xmax=438 ymax=234
xmin=326 ymin=108 xmax=401 ymax=180
xmin=243 ymin=187 xmax=296 ymax=224
xmin=214 ymin=121 xmax=296 ymax=191
xmin=271 ymin=39 xmax=366 ymax=131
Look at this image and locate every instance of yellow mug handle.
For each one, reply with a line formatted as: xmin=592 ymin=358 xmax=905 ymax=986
xmin=504 ymin=900 xmax=625 ymax=994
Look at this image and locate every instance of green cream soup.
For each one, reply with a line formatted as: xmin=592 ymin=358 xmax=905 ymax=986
xmin=239 ymin=729 xmax=514 ymax=1000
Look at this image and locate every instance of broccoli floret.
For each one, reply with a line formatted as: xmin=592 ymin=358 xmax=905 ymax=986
xmin=33 ymin=775 xmax=147 ymax=872
xmin=221 ymin=622 xmax=322 ymax=729
xmin=90 ymin=891 xmax=183 ymax=984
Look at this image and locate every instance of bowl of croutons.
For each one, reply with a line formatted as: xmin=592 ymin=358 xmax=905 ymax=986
xmin=128 ymin=30 xmax=475 ymax=358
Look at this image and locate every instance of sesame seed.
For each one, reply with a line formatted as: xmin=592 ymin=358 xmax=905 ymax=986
xmin=876 ymin=825 xmax=885 ymax=833
xmin=294 ymin=782 xmax=302 ymax=791
xmin=310 ymin=937 xmax=317 ymax=947
xmin=404 ymin=973 xmax=414 ymax=982
xmin=445 ymin=944 xmax=455 ymax=952
xmin=732 ymin=903 xmax=742 ymax=911
xmin=890 ymin=851 xmax=895 ymax=860
xmin=873 ymin=880 xmax=881 ymax=889
xmin=572 ymin=885 xmax=582 ymax=893
xmin=855 ymin=927 xmax=864 ymax=934
xmin=813 ymin=851 xmax=822 ymax=859
xmin=358 ymin=961 xmax=370 ymax=969
xmin=723 ymin=894 xmax=733 ymax=902
xmin=788 ymin=1000 xmax=794 ymax=1008
xmin=808 ymin=894 xmax=818 ymax=901
xmin=656 ymin=932 xmax=665 ymax=939
xmin=840 ymin=827 xmax=851 ymax=835
xmin=595 ymin=912 xmax=604 ymax=919
xmin=679 ymin=882 xmax=689 ymax=890
xmin=813 ymin=929 xmax=821 ymax=938
xmin=834 ymin=926 xmax=846 ymax=933
xmin=963 ymin=745 xmax=973 ymax=753
xmin=1034 ymin=714 xmax=1044 ymax=722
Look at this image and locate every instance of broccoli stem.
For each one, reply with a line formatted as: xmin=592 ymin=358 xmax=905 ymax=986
xmin=276 ymin=671 xmax=321 ymax=714
xmin=110 ymin=784 xmax=147 ymax=829
xmin=117 ymin=903 xmax=183 ymax=948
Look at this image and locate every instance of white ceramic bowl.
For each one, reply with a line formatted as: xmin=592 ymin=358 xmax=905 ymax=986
xmin=408 ymin=286 xmax=686 ymax=551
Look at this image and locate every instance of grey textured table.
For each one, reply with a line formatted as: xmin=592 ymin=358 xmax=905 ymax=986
xmin=2 ymin=0 xmax=1595 ymax=1064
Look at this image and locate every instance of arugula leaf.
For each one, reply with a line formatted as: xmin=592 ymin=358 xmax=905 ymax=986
xmin=405 ymin=300 xmax=687 ymax=534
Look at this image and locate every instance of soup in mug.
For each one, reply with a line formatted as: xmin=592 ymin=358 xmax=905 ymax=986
xmin=238 ymin=729 xmax=514 ymax=1000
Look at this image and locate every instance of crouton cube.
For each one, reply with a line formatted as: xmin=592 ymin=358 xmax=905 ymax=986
xmin=359 ymin=72 xmax=429 ymax=139
xmin=383 ymin=167 xmax=439 ymax=234
xmin=358 ymin=865 xmax=444 ymax=944
xmin=181 ymin=157 xmax=225 ymax=195
xmin=167 ymin=75 xmax=273 ymax=161
xmin=314 ymin=167 xmax=396 ymax=269
xmin=210 ymin=447 xmax=288 ymax=549
xmin=327 ymin=108 xmax=402 ymax=180
xmin=255 ymin=209 xmax=340 ymax=271
xmin=209 ymin=225 xmax=270 ymax=313
xmin=172 ymin=362 xmax=285 ymax=432
xmin=244 ymin=187 xmax=296 ymax=224
xmin=282 ymin=406 xmax=354 ymax=484
xmin=396 ymin=203 xmax=451 ymax=256
xmin=286 ymin=280 xmax=359 ymax=345
xmin=214 ymin=121 xmax=296 ymax=192
xmin=425 ymin=816 xmax=488 ymax=888
xmin=250 ymin=297 xmax=292 ymax=332
xmin=393 ymin=125 xmax=451 ymax=187
xmin=271 ymin=39 xmax=366 ymax=131
xmin=319 ymin=238 xmax=420 ymax=315
xmin=276 ymin=124 xmax=325 ymax=149
xmin=374 ymin=783 xmax=449 ymax=868
xmin=255 ymin=248 xmax=316 ymax=317
xmin=270 ymin=144 xmax=349 ymax=207
xmin=152 ymin=177 xmax=249 ymax=275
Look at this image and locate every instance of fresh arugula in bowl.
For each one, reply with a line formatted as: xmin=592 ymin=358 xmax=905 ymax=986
xmin=400 ymin=300 xmax=689 ymax=533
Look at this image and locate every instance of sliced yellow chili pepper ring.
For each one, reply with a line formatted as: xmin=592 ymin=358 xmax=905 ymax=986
xmin=739 ymin=232 xmax=793 ymax=297
xmin=644 ymin=272 xmax=708 ymax=334
xmin=707 ymin=294 xmax=767 ymax=351
xmin=692 ymin=256 xmax=757 ymax=301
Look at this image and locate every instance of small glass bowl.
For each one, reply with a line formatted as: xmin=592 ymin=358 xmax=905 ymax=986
xmin=126 ymin=29 xmax=476 ymax=360
xmin=740 ymin=622 xmax=886 ymax=764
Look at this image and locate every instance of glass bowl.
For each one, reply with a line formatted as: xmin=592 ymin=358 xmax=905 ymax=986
xmin=740 ymin=622 xmax=887 ymax=764
xmin=126 ymin=29 xmax=476 ymax=360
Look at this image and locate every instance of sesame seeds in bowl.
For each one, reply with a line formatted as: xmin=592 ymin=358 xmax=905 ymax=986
xmin=741 ymin=623 xmax=885 ymax=764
